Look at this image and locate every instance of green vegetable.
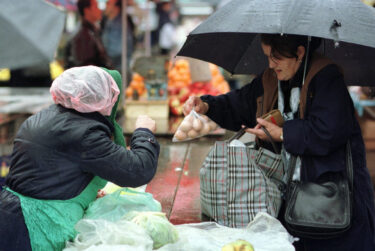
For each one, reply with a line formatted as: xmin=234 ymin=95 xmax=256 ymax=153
xmin=123 ymin=211 xmax=179 ymax=249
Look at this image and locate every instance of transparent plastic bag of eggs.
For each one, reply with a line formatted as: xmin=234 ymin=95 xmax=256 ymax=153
xmin=172 ymin=110 xmax=219 ymax=142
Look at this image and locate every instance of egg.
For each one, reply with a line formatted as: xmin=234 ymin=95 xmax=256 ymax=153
xmin=192 ymin=118 xmax=203 ymax=131
xmin=174 ymin=130 xmax=187 ymax=141
xmin=201 ymin=115 xmax=209 ymax=122
xmin=187 ymin=129 xmax=199 ymax=138
xmin=179 ymin=120 xmax=192 ymax=132
xmin=208 ymin=121 xmax=218 ymax=131
xmin=186 ymin=115 xmax=194 ymax=123
xmin=200 ymin=122 xmax=211 ymax=135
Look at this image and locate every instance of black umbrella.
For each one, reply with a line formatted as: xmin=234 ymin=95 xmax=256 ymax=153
xmin=177 ymin=0 xmax=375 ymax=86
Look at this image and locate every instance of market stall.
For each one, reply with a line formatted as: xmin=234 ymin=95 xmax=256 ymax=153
xmin=123 ymin=56 xmax=229 ymax=136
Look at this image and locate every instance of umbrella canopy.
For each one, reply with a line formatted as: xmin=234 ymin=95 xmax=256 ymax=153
xmin=177 ymin=0 xmax=375 ymax=86
xmin=0 ymin=0 xmax=66 ymax=70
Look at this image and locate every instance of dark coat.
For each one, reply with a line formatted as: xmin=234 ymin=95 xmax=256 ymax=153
xmin=201 ymin=64 xmax=375 ymax=251
xmin=0 ymin=104 xmax=160 ymax=250
xmin=6 ymin=104 xmax=160 ymax=199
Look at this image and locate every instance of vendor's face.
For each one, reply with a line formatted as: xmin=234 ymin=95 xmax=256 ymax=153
xmin=261 ymin=43 xmax=305 ymax=81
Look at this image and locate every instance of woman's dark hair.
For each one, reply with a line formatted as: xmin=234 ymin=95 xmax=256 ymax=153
xmin=77 ymin=0 xmax=92 ymax=17
xmin=260 ymin=34 xmax=321 ymax=60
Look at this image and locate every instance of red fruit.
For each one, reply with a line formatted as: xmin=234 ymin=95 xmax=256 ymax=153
xmin=168 ymin=86 xmax=180 ymax=96
xmin=170 ymin=105 xmax=183 ymax=116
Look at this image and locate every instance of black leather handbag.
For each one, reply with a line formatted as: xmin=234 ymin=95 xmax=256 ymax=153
xmin=283 ymin=142 xmax=353 ymax=239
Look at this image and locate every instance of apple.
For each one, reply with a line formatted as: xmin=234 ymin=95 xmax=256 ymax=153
xmin=221 ymin=240 xmax=254 ymax=251
xmin=168 ymin=86 xmax=180 ymax=96
xmin=170 ymin=105 xmax=183 ymax=116
xmin=178 ymin=87 xmax=191 ymax=103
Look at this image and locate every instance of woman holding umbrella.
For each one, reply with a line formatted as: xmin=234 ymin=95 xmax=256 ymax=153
xmin=183 ymin=34 xmax=375 ymax=250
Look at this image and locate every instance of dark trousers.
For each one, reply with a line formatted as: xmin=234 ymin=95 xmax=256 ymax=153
xmin=0 ymin=189 xmax=32 ymax=251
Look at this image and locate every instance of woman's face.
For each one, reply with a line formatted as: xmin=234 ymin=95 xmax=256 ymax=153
xmin=261 ymin=43 xmax=305 ymax=81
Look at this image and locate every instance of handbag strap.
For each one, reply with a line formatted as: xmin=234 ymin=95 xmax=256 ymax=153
xmin=286 ymin=141 xmax=353 ymax=191
xmin=346 ymin=141 xmax=354 ymax=191
xmin=229 ymin=127 xmax=279 ymax=154
xmin=227 ymin=127 xmax=247 ymax=142
xmin=261 ymin=127 xmax=280 ymax=153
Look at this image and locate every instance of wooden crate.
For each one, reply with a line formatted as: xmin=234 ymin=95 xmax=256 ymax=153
xmin=125 ymin=99 xmax=169 ymax=119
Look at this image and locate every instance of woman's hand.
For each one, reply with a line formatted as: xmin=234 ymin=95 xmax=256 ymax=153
xmin=245 ymin=118 xmax=283 ymax=142
xmin=135 ymin=115 xmax=156 ymax=133
xmin=183 ymin=96 xmax=209 ymax=116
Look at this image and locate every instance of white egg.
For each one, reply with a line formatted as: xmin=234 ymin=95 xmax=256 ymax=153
xmin=179 ymin=120 xmax=192 ymax=132
xmin=186 ymin=115 xmax=194 ymax=123
xmin=192 ymin=118 xmax=203 ymax=131
xmin=174 ymin=130 xmax=187 ymax=141
xmin=201 ymin=115 xmax=209 ymax=122
xmin=208 ymin=121 xmax=218 ymax=131
xmin=200 ymin=122 xmax=211 ymax=135
xmin=187 ymin=129 xmax=199 ymax=138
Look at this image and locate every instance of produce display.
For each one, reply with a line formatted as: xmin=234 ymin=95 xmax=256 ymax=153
xmin=172 ymin=110 xmax=218 ymax=142
xmin=168 ymin=59 xmax=230 ymax=116
xmin=124 ymin=59 xmax=230 ymax=116
xmin=221 ymin=239 xmax=255 ymax=251
xmin=125 ymin=73 xmax=147 ymax=99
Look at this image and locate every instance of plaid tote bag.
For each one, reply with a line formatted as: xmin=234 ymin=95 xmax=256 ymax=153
xmin=200 ymin=140 xmax=284 ymax=228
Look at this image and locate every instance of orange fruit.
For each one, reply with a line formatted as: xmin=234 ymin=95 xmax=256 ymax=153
xmin=125 ymin=87 xmax=133 ymax=97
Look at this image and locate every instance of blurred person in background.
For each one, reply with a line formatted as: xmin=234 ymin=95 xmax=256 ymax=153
xmin=102 ymin=0 xmax=136 ymax=78
xmin=158 ymin=0 xmax=177 ymax=55
xmin=65 ymin=0 xmax=113 ymax=69
xmin=0 ymin=66 xmax=159 ymax=251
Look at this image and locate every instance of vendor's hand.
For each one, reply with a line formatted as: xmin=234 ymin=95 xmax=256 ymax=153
xmin=97 ymin=189 xmax=106 ymax=198
xmin=135 ymin=115 xmax=156 ymax=133
xmin=245 ymin=118 xmax=283 ymax=142
xmin=183 ymin=96 xmax=209 ymax=116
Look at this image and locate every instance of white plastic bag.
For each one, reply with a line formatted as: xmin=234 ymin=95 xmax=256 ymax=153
xmin=172 ymin=110 xmax=218 ymax=142
xmin=158 ymin=212 xmax=296 ymax=251
xmin=84 ymin=188 xmax=161 ymax=222
xmin=63 ymin=219 xmax=153 ymax=251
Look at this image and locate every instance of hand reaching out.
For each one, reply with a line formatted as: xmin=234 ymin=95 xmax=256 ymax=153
xmin=135 ymin=115 xmax=156 ymax=133
xmin=183 ymin=96 xmax=209 ymax=116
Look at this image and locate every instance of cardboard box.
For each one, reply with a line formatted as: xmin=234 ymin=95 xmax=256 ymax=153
xmin=125 ymin=99 xmax=169 ymax=119
xmin=123 ymin=117 xmax=169 ymax=135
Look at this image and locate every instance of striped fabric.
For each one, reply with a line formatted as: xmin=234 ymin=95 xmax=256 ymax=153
xmin=200 ymin=141 xmax=284 ymax=228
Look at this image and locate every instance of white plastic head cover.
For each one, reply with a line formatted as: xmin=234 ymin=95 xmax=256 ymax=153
xmin=50 ymin=66 xmax=120 ymax=116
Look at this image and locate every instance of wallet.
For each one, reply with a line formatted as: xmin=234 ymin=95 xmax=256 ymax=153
xmin=261 ymin=109 xmax=284 ymax=127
